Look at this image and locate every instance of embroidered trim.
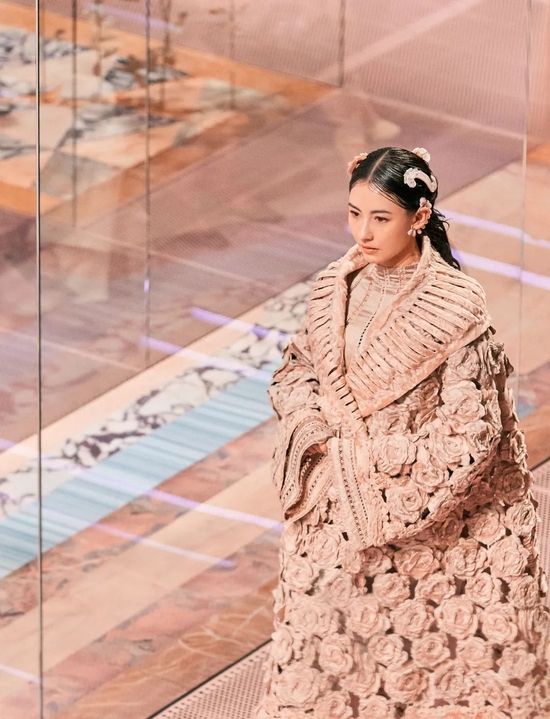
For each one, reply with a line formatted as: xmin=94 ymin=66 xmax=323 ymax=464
xmin=279 ymin=416 xmax=333 ymax=513
xmin=328 ymin=436 xmax=387 ymax=549
xmin=286 ymin=456 xmax=332 ymax=521
xmin=347 ymin=278 xmax=374 ymax=324
xmin=357 ymin=286 xmax=384 ymax=352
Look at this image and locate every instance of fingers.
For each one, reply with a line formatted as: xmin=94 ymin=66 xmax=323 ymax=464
xmin=304 ymin=441 xmax=328 ymax=456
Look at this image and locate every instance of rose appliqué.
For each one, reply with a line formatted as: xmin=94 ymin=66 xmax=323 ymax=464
xmin=456 ymin=636 xmax=494 ymax=671
xmin=347 ymin=596 xmax=390 ymax=639
xmin=411 ymin=634 xmax=450 ymax=668
xmin=434 ymin=596 xmax=479 ymax=639
xmin=416 ymin=572 xmax=456 ymax=603
xmin=466 ymin=507 xmax=506 ymax=545
xmin=481 ymin=604 xmax=519 ymax=644
xmin=443 ymin=538 xmax=488 ymax=578
xmin=284 ymin=554 xmax=318 ymax=591
xmin=464 ymin=573 xmax=503 ymax=607
xmin=274 ymin=664 xmax=324 ymax=709
xmin=383 ymin=665 xmax=428 ymax=704
xmin=360 ymin=547 xmax=392 ymax=576
xmin=316 ymin=691 xmax=353 ymax=719
xmin=372 ymin=573 xmax=411 ymax=608
xmin=508 ymin=575 xmax=541 ymax=609
xmin=390 ymin=599 xmax=433 ymax=640
xmin=304 ymin=524 xmax=343 ymax=569
xmin=374 ymin=433 xmax=417 ymax=476
xmin=386 ymin=484 xmax=428 ymax=524
xmin=439 ymin=380 xmax=485 ymax=430
xmin=318 ymin=633 xmax=354 ymax=676
xmin=288 ymin=596 xmax=339 ymax=638
xmin=488 ymin=535 xmax=529 ymax=578
xmin=504 ymin=499 xmax=537 ymax=536
xmin=394 ymin=544 xmax=440 ymax=579
xmin=499 ymin=640 xmax=537 ymax=680
xmin=368 ymin=633 xmax=408 ymax=667
xmin=434 ymin=660 xmax=473 ymax=702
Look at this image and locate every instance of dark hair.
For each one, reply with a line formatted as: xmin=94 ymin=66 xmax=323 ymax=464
xmin=349 ymin=147 xmax=460 ymax=270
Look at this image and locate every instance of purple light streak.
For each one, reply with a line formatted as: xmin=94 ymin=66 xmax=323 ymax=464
xmin=0 ymin=664 xmax=40 ymax=684
xmin=141 ymin=335 xmax=274 ymax=379
xmin=440 ymin=208 xmax=550 ymax=249
xmin=43 ymin=506 xmax=236 ymax=568
xmin=191 ymin=308 xmax=290 ymax=342
xmin=84 ymin=2 xmax=183 ymax=32
xmin=453 ymin=250 xmax=550 ymax=291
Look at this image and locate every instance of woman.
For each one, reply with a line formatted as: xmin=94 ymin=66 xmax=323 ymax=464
xmin=252 ymin=147 xmax=550 ymax=719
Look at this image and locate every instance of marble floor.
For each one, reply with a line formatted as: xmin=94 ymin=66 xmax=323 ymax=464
xmin=0 ymin=1 xmax=549 ymax=718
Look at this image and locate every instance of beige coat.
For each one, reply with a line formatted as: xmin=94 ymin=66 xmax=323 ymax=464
xmin=254 ymin=236 xmax=550 ymax=719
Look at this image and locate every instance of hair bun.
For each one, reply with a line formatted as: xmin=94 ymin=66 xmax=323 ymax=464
xmin=412 ymin=147 xmax=431 ymax=163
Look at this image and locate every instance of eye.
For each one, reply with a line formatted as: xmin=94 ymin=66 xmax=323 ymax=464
xmin=375 ymin=216 xmax=388 ymax=222
xmin=349 ymin=209 xmax=359 ymax=217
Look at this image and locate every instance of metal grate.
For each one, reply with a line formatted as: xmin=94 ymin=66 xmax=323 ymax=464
xmin=155 ymin=460 xmax=550 ymax=719
xmin=153 ymin=644 xmax=271 ymax=719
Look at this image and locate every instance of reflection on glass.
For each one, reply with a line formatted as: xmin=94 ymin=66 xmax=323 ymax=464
xmin=0 ymin=7 xmax=41 ymax=719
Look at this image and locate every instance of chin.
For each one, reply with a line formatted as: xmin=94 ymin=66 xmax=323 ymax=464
xmin=361 ymin=250 xmax=382 ymax=261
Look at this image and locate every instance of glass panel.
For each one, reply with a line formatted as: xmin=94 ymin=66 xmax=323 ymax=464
xmin=0 ymin=1 xmax=41 ymax=717
xmin=522 ymin=0 xmax=550 ymax=577
xmin=520 ymin=0 xmax=550 ymax=447
xmin=234 ymin=0 xmax=343 ymax=83
xmin=150 ymin=0 xmax=344 ymax=85
xmin=35 ymin=0 xmax=150 ymax=716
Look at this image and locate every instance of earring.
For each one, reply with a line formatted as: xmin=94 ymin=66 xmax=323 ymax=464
xmin=416 ymin=229 xmax=423 ymax=235
xmin=407 ymin=226 xmax=416 ymax=236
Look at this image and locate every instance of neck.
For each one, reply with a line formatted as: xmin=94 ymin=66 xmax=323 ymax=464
xmin=377 ymin=241 xmax=422 ymax=268
xmin=378 ymin=253 xmax=421 ymax=269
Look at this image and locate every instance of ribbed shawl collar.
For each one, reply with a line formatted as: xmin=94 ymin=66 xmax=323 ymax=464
xmin=307 ymin=235 xmax=492 ymax=434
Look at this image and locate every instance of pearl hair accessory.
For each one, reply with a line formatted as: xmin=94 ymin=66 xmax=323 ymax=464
xmin=419 ymin=196 xmax=433 ymax=212
xmin=404 ymin=167 xmax=437 ymax=193
xmin=412 ymin=147 xmax=431 ymax=162
xmin=407 ymin=197 xmax=432 ymax=236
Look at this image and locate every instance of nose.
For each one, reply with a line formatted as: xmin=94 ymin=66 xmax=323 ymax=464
xmin=358 ymin=218 xmax=373 ymax=243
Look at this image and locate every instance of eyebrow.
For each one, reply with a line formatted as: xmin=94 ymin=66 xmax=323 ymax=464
xmin=348 ymin=203 xmax=392 ymax=214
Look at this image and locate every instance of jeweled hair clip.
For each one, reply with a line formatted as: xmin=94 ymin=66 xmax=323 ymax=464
xmin=405 ymin=147 xmax=437 ymax=192
xmin=404 ymin=167 xmax=437 ymax=193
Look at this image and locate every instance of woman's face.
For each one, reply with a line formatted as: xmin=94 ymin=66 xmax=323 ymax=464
xmin=348 ymin=182 xmax=426 ymax=267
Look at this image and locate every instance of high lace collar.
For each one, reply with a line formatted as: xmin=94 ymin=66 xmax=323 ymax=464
xmin=370 ymin=259 xmax=419 ymax=289
xmin=350 ymin=257 xmax=420 ymax=292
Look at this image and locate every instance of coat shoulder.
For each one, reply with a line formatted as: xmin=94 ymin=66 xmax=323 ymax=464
xmin=430 ymin=256 xmax=488 ymax=313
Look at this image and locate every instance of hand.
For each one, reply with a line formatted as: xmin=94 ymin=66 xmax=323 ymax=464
xmin=304 ymin=441 xmax=328 ymax=456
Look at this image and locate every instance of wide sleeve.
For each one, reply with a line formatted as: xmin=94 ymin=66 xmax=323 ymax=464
xmin=355 ymin=331 xmax=507 ymax=546
xmin=268 ymin=317 xmax=334 ymax=514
